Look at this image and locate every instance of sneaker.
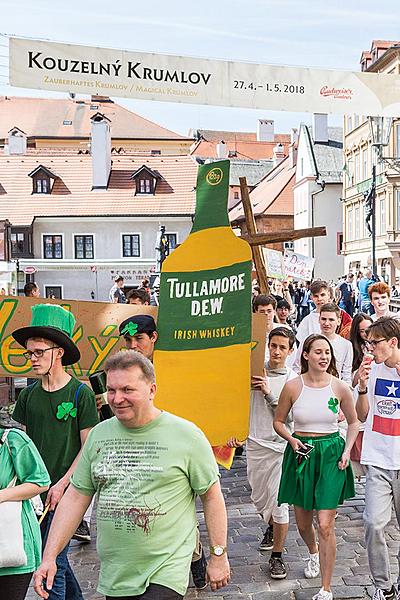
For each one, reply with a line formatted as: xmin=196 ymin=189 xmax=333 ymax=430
xmin=312 ymin=588 xmax=333 ymax=600
xmin=259 ymin=525 xmax=274 ymax=551
xmin=72 ymin=520 xmax=91 ymax=543
xmin=304 ymin=553 xmax=320 ymax=578
xmin=269 ymin=556 xmax=287 ymax=579
xmin=190 ymin=549 xmax=207 ymax=590
xmin=373 ymin=587 xmax=396 ymax=600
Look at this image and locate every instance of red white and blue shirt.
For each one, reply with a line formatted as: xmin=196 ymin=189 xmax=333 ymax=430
xmin=362 ymin=362 xmax=400 ymax=470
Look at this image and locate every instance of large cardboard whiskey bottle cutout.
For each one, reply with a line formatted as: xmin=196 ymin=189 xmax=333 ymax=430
xmin=154 ymin=160 xmax=252 ymax=445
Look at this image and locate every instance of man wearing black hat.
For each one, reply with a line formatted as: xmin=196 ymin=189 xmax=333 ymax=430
xmin=12 ymin=304 xmax=99 ymax=600
xmin=119 ymin=314 xmax=158 ymax=360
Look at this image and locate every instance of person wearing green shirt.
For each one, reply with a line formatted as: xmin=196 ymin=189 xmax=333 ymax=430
xmin=0 ymin=427 xmax=50 ymax=600
xmin=12 ymin=304 xmax=99 ymax=600
xmin=34 ymin=350 xmax=231 ymax=600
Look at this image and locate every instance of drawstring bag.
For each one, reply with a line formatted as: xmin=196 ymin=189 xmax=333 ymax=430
xmin=0 ymin=430 xmax=27 ymax=568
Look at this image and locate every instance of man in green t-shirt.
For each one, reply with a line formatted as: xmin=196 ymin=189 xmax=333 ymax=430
xmin=12 ymin=304 xmax=99 ymax=600
xmin=34 ymin=350 xmax=230 ymax=600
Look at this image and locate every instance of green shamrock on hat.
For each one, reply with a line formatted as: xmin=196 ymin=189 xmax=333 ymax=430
xmin=56 ymin=402 xmax=77 ymax=421
xmin=328 ymin=397 xmax=339 ymax=414
xmin=121 ymin=322 xmax=139 ymax=336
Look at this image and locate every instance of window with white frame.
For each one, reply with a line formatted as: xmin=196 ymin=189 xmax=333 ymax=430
xmin=122 ymin=234 xmax=140 ymax=257
xmin=355 ymin=153 xmax=360 ymax=183
xmin=362 ymin=148 xmax=368 ymax=181
xmin=348 ymin=208 xmax=353 ymax=241
xmin=43 ymin=235 xmax=63 ymax=259
xmin=166 ymin=233 xmax=177 ymax=250
xmin=380 ymin=198 xmax=386 ymax=236
xmin=355 ymin=206 xmax=360 ymax=240
xmin=397 ymin=124 xmax=400 ymax=159
xmin=397 ymin=190 xmax=400 ymax=230
xmin=74 ymin=235 xmax=94 ymax=259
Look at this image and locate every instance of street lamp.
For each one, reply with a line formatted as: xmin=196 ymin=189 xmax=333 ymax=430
xmin=366 ymin=117 xmax=400 ymax=278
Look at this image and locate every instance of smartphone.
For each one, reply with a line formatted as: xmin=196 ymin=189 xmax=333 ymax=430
xmin=295 ymin=443 xmax=314 ymax=460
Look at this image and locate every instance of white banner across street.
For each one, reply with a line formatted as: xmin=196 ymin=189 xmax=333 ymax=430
xmin=9 ymin=37 xmax=400 ymax=116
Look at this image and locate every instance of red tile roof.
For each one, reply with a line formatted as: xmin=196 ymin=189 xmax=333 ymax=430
xmin=0 ymin=96 xmax=190 ymax=141
xmin=196 ymin=129 xmax=290 ymax=144
xmin=229 ymin=156 xmax=295 ymax=221
xmin=192 ymin=139 xmax=290 ymax=161
xmin=0 ymin=153 xmax=198 ymax=225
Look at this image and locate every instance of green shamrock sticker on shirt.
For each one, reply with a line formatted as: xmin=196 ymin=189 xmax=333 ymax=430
xmin=328 ymin=397 xmax=339 ymax=414
xmin=56 ymin=402 xmax=77 ymax=421
xmin=121 ymin=322 xmax=139 ymax=336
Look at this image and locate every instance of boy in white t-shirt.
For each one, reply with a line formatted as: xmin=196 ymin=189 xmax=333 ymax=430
xmin=296 ymin=280 xmax=331 ymax=345
xmin=293 ymin=303 xmax=353 ymax=386
xmin=357 ymin=317 xmax=400 ymax=600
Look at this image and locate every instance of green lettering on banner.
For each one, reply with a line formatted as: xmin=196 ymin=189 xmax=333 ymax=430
xmin=157 ymin=261 xmax=252 ymax=351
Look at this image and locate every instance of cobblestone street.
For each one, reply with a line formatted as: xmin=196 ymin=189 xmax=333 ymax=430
xmin=27 ymin=452 xmax=400 ymax=600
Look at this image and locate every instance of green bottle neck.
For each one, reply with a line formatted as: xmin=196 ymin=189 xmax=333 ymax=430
xmin=191 ymin=160 xmax=230 ymax=233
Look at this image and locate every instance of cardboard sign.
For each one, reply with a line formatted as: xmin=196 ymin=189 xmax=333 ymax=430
xmin=251 ymin=313 xmax=267 ymax=377
xmin=284 ymin=251 xmax=315 ymax=281
xmin=9 ymin=37 xmax=400 ymax=116
xmin=263 ymin=248 xmax=285 ymax=280
xmin=0 ymin=296 xmax=156 ymax=377
xmin=0 ymin=295 xmax=266 ymax=380
xmin=154 ymin=161 xmax=253 ymax=445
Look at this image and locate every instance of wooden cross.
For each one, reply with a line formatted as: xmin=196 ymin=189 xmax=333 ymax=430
xmin=238 ymin=176 xmax=327 ymax=295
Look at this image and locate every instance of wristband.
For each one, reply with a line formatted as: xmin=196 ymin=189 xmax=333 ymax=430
xmin=358 ymin=387 xmax=368 ymax=395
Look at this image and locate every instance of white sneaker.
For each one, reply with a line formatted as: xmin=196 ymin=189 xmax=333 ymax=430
xmin=304 ymin=552 xmax=320 ymax=578
xmin=312 ymin=588 xmax=333 ymax=600
xmin=372 ymin=587 xmax=396 ymax=600
xmin=372 ymin=589 xmax=389 ymax=600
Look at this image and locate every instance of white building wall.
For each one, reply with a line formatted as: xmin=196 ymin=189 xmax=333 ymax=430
xmin=313 ymin=184 xmax=344 ymax=281
xmin=23 ymin=216 xmax=192 ymax=301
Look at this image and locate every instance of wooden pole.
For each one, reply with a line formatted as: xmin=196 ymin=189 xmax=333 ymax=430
xmin=239 ymin=176 xmax=269 ymax=295
xmin=241 ymin=226 xmax=327 ymax=247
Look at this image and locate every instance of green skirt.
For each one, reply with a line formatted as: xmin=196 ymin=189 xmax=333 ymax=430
xmin=278 ymin=432 xmax=355 ymax=511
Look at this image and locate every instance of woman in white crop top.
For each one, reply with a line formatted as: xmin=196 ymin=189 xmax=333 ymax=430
xmin=273 ymin=334 xmax=359 ymax=600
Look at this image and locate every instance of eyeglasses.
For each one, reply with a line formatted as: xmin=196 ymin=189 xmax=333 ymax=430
xmin=23 ymin=347 xmax=60 ymax=360
xmin=365 ymin=339 xmax=386 ymax=349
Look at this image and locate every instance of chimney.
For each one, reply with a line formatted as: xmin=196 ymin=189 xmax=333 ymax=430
xmin=7 ymin=127 xmax=27 ymax=155
xmin=273 ymin=143 xmax=285 ymax=167
xmin=90 ymin=113 xmax=111 ymax=189
xmin=216 ymin=140 xmax=228 ymax=159
xmin=312 ymin=113 xmax=328 ymax=144
xmin=257 ymin=119 xmax=274 ymax=142
xmin=291 ymin=128 xmax=298 ymax=145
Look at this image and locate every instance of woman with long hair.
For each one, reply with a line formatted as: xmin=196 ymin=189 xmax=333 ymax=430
xmin=274 ymin=334 xmax=359 ymax=600
xmin=349 ymin=312 xmax=373 ymax=477
xmin=0 ymin=426 xmax=50 ymax=600
xmin=350 ymin=313 xmax=374 ymax=376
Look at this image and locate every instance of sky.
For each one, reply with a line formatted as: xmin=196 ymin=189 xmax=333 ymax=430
xmin=1 ymin=0 xmax=400 ymax=136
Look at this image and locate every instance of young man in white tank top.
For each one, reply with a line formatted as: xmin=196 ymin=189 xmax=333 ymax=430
xmin=228 ymin=327 xmax=297 ymax=580
xmin=357 ymin=317 xmax=400 ymax=600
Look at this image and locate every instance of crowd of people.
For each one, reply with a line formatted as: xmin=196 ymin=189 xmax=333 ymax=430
xmin=2 ymin=269 xmax=400 ymax=600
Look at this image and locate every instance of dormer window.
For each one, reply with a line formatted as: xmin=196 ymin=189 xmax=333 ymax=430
xmin=131 ymin=165 xmax=163 ymax=196
xmin=35 ymin=176 xmax=50 ymax=194
xmin=138 ymin=178 xmax=153 ymax=194
xmin=28 ymin=165 xmax=58 ymax=195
